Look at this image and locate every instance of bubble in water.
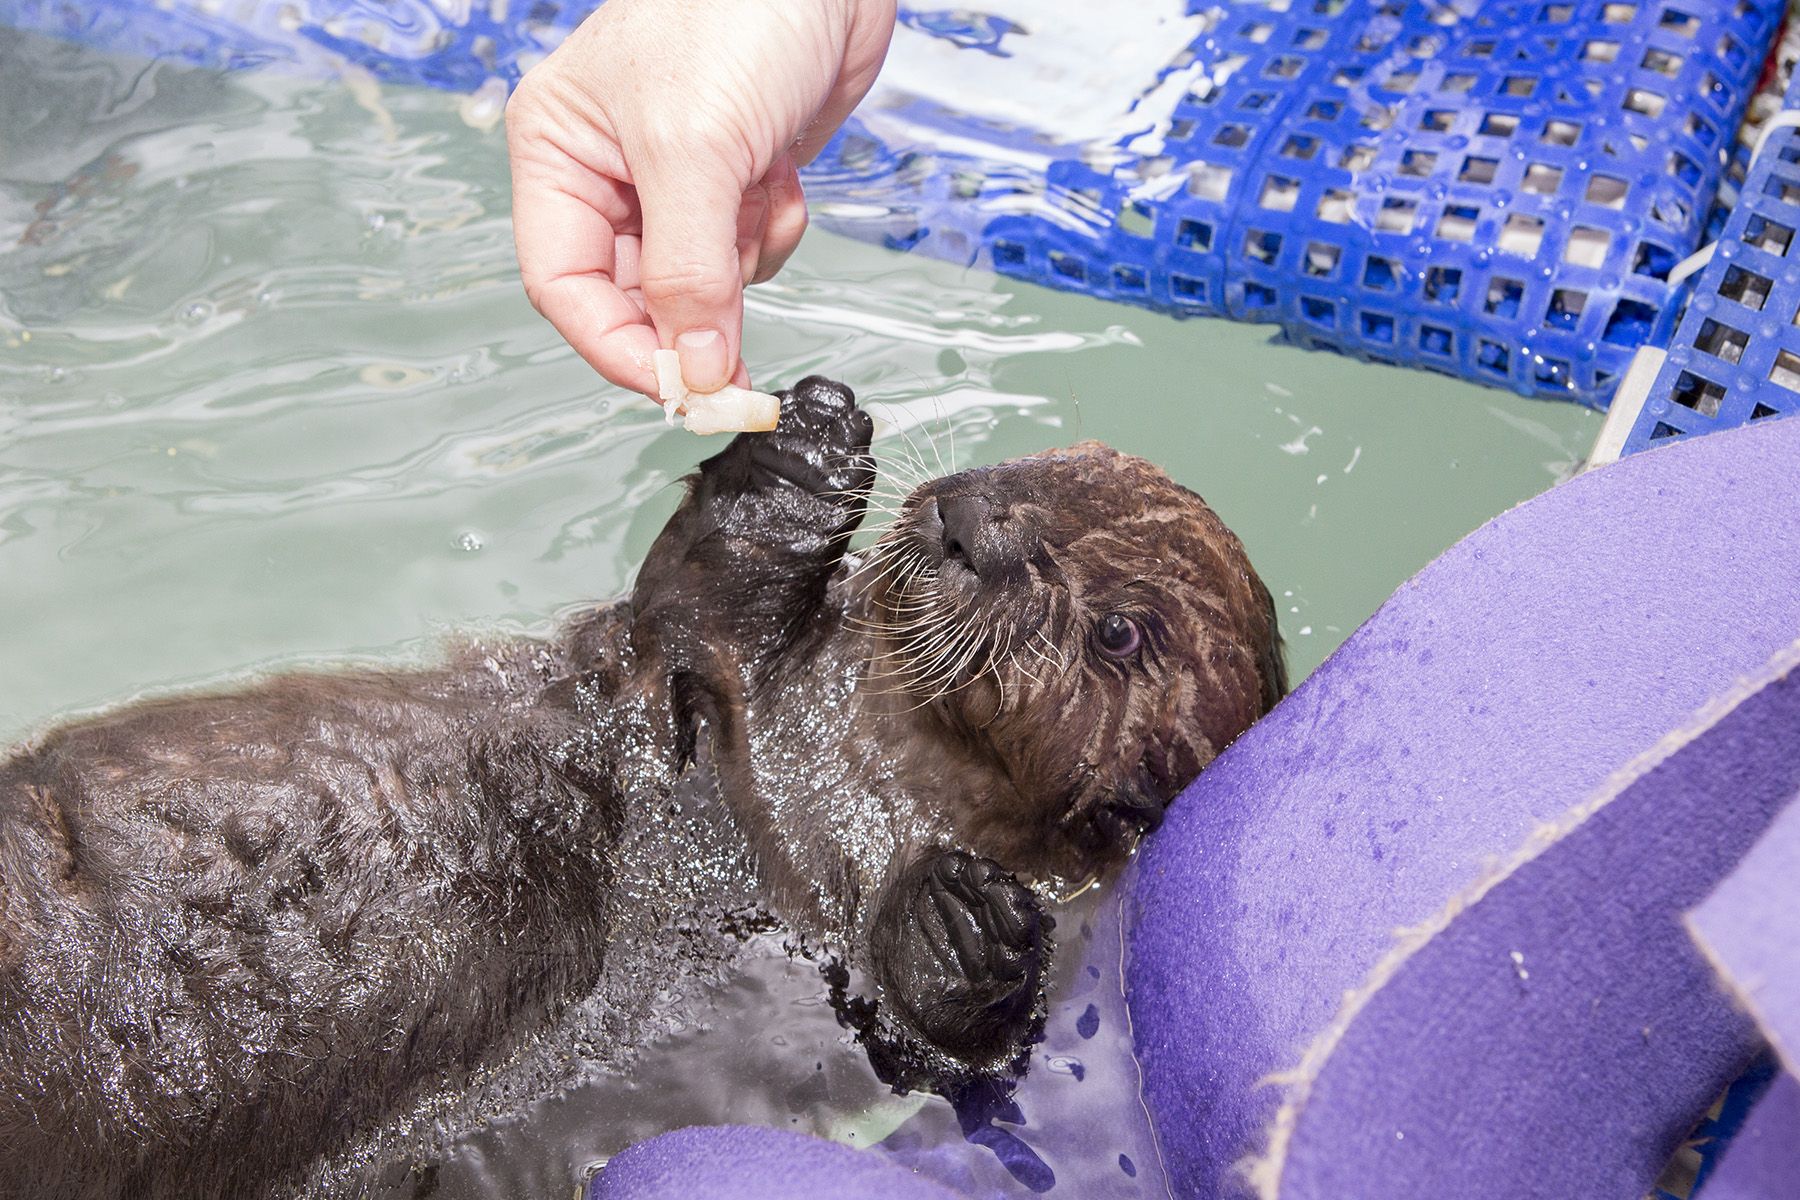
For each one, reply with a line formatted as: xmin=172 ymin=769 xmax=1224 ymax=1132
xmin=457 ymin=531 xmax=484 ymax=552
xmin=182 ymin=302 xmax=210 ymax=324
xmin=367 ymin=212 xmax=386 ymax=232
xmin=47 ymin=367 xmax=65 ymax=384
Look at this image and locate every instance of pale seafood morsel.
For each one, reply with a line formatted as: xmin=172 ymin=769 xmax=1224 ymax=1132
xmin=652 ymin=348 xmax=782 ymax=434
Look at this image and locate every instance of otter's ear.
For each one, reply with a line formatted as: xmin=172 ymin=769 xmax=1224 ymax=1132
xmin=1253 ymin=574 xmax=1289 ymax=711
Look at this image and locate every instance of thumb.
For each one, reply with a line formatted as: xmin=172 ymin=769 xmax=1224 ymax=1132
xmin=633 ymin=154 xmax=750 ymax=394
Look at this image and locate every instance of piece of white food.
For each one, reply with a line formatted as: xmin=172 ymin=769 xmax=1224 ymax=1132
xmin=652 ymin=348 xmax=781 ymax=435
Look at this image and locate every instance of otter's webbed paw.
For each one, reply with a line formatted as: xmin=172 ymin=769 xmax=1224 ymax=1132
xmin=709 ymin=376 xmax=875 ymax=509
xmin=853 ymin=849 xmax=1053 ymax=1091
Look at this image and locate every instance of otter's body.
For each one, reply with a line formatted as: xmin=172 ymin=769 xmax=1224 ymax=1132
xmin=0 ymin=380 xmax=1283 ymax=1199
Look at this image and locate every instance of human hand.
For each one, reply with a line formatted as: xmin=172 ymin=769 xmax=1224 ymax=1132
xmin=506 ymin=0 xmax=896 ymax=400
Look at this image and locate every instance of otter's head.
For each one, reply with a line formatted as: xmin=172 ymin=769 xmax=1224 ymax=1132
xmin=860 ymin=441 xmax=1285 ymax=884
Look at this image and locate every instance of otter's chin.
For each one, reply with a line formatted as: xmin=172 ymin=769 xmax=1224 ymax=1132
xmin=1065 ymin=786 xmax=1169 ymax=861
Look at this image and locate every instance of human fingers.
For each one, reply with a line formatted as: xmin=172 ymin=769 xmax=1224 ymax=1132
xmin=512 ymin=180 xmax=659 ymax=396
xmin=750 ymin=154 xmax=807 ymax=285
xmin=631 ymin=148 xmax=754 ymax=394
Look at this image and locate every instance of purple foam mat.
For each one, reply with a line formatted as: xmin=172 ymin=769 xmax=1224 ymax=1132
xmin=586 ymin=1125 xmax=965 ymax=1200
xmin=1125 ymin=413 xmax=1800 ymax=1199
xmin=1274 ymin=651 xmax=1800 ymax=1198
xmin=1689 ymin=790 xmax=1800 ymax=1071
xmin=1695 ymin=1070 xmax=1800 ymax=1200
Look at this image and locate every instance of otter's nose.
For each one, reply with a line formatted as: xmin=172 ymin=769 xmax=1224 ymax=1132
xmin=938 ymin=493 xmax=995 ymax=575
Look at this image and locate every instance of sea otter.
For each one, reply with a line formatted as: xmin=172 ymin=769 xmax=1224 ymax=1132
xmin=0 ymin=378 xmax=1283 ymax=1199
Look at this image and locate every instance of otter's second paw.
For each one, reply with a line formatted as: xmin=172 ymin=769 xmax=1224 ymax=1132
xmin=747 ymin=376 xmax=874 ymax=499
xmin=874 ymin=848 xmax=1052 ymax=1070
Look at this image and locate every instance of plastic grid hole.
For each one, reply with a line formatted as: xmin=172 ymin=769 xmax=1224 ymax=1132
xmin=1602 ymin=298 xmax=1659 ymax=347
xmin=1719 ymin=265 xmax=1773 ymax=310
xmin=1459 ymin=155 xmax=1499 ymax=184
xmin=1695 ymin=317 xmax=1750 ymax=364
xmin=1661 ymin=7 xmax=1703 ymax=36
xmin=1177 ymin=218 xmax=1214 ymax=252
xmin=1744 ymin=215 xmax=1795 ymax=255
xmin=1624 ymin=87 xmax=1668 ymax=118
xmin=1564 ymin=226 xmax=1612 ymax=268
xmin=1763 ymin=175 xmax=1800 ymax=206
xmin=1317 ymin=188 xmax=1353 ymax=223
xmin=1669 ymin=151 xmax=1703 ymax=187
xmin=1364 ymin=256 xmax=1400 ymax=290
xmin=1376 ymin=198 xmax=1418 ymax=234
xmin=1587 ymin=175 xmax=1630 ymax=208
xmin=1769 ymin=349 xmax=1800 ymax=393
xmin=1244 ymin=281 xmax=1278 ymax=307
xmin=1437 ymin=204 xmax=1481 ymax=242
xmin=1751 ymin=401 xmax=1784 ymax=417
xmin=1486 ymin=277 xmax=1525 ymax=318
xmin=1360 ymin=311 xmax=1397 ymax=342
xmin=1049 ymin=252 xmax=1085 ymax=282
xmin=1304 ymin=242 xmax=1341 ymax=276
xmin=1113 ymin=264 xmax=1147 ymax=292
xmin=1301 ymin=295 xmax=1336 ymax=324
xmin=1400 ymin=149 xmax=1439 ymax=177
xmin=1543 ymin=119 xmax=1582 ymax=146
xmin=1480 ymin=112 xmax=1521 ymax=137
xmin=1477 ymin=339 xmax=1511 ymax=374
xmin=1246 ymin=229 xmax=1283 ymax=264
xmin=1500 ymin=214 xmax=1545 ymax=259
xmin=1419 ymin=323 xmax=1455 ymax=355
xmin=1671 ymin=369 xmax=1727 ymax=416
xmin=1425 ymin=266 xmax=1463 ymax=302
xmin=1259 ymin=176 xmax=1301 ymax=212
xmin=1546 ymin=288 xmax=1586 ymax=330
xmin=1634 ymin=242 xmax=1677 ymax=280
xmin=1280 ymin=134 xmax=1322 ymax=160
xmin=1522 ymin=163 xmax=1565 ymax=195
xmin=1171 ymin=274 xmax=1207 ymax=304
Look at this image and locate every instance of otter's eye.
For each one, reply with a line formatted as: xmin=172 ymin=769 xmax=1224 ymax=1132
xmin=1096 ymin=613 xmax=1141 ymax=658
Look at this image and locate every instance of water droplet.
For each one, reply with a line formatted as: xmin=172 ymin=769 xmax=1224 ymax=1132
xmin=457 ymin=531 xmax=484 ymax=552
xmin=182 ymin=302 xmax=210 ymax=324
xmin=367 ymin=212 xmax=387 ymax=232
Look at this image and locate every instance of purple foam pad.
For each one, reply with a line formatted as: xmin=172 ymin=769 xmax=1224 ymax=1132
xmin=1695 ymin=1071 xmax=1800 ymax=1200
xmin=586 ymin=1125 xmax=966 ymax=1200
xmin=1271 ymin=648 xmax=1800 ymax=1198
xmin=1689 ymin=796 xmax=1800 ymax=1072
xmin=1126 ymin=414 xmax=1800 ymax=1200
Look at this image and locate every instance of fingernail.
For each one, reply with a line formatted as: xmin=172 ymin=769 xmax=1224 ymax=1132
xmin=676 ymin=328 xmax=729 ymax=393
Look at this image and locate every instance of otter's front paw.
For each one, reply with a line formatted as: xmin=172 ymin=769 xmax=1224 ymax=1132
xmin=748 ymin=376 xmax=874 ymax=499
xmin=876 ymin=849 xmax=1052 ymax=1068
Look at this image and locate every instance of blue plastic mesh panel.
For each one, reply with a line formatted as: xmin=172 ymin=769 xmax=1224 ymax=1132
xmin=1623 ymin=66 xmax=1800 ymax=451
xmin=806 ymin=0 xmax=1782 ymax=406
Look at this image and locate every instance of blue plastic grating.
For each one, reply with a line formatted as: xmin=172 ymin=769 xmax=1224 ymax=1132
xmin=806 ymin=0 xmax=1782 ymax=406
xmin=1623 ymin=64 xmax=1800 ymax=451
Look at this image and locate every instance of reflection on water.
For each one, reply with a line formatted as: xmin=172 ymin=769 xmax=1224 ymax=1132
xmin=0 ymin=27 xmax=1599 ymax=1198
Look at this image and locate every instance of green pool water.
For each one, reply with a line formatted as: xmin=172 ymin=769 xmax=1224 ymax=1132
xmin=0 ymin=26 xmax=1601 ymax=1197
